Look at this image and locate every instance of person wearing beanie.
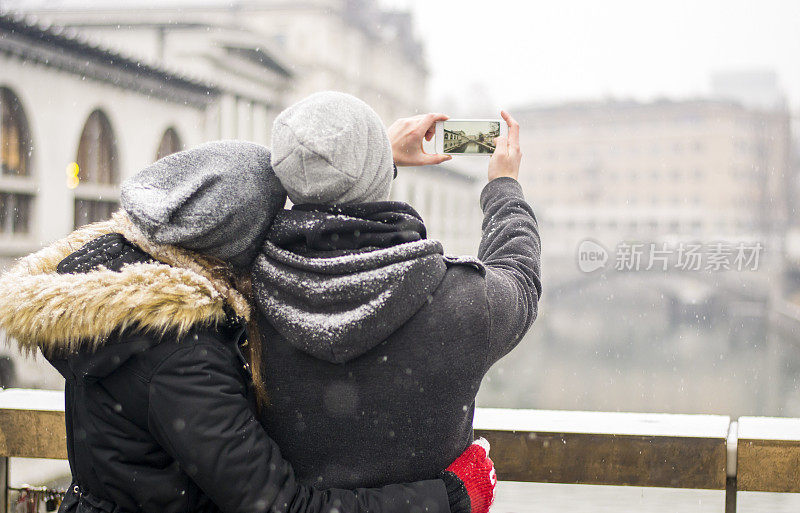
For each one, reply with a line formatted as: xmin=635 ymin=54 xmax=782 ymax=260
xmin=270 ymin=91 xmax=396 ymax=205
xmin=0 ymin=141 xmax=496 ymax=513
xmin=120 ymin=139 xmax=287 ymax=269
xmin=252 ymin=98 xmax=540 ymax=513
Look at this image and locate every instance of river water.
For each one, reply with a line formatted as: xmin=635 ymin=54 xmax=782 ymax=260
xmin=476 ymin=269 xmax=800 ymax=511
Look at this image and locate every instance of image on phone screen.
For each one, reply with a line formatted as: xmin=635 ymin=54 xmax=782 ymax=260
xmin=442 ymin=121 xmax=501 ymax=154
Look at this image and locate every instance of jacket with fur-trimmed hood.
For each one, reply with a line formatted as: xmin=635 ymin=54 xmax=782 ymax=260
xmin=0 ymin=212 xmax=456 ymax=513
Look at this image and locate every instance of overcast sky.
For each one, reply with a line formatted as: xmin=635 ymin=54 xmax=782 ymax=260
xmin=381 ymin=0 xmax=800 ymax=114
xmin=10 ymin=0 xmax=800 ymax=114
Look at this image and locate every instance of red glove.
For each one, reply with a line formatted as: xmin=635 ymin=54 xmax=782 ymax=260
xmin=441 ymin=438 xmax=497 ymax=513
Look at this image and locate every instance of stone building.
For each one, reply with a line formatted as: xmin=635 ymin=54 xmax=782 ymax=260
xmin=0 ymin=12 xmax=224 ymax=269
xmin=1 ymin=1 xmax=484 ymax=268
xmin=10 ymin=0 xmax=428 ymax=124
xmin=391 ymin=164 xmax=482 ymax=257
xmin=516 ymin=99 xmax=792 ymax=260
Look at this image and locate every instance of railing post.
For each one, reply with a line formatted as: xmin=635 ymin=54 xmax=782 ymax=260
xmin=726 ymin=477 xmax=737 ymax=513
xmin=726 ymin=421 xmax=738 ymax=513
xmin=0 ymin=457 xmax=8 ymax=513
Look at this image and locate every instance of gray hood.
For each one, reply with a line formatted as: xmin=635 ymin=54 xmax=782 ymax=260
xmin=252 ymin=235 xmax=448 ymax=364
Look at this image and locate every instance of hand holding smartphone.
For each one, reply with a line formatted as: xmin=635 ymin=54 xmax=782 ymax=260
xmin=388 ymin=113 xmax=453 ymax=167
xmin=388 ymin=112 xmax=517 ymax=176
xmin=487 ymin=111 xmax=521 ymax=181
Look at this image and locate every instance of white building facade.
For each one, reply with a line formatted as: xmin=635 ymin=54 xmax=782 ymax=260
xmin=13 ymin=0 xmax=428 ymax=124
xmin=0 ymin=13 xmax=220 ymax=268
xmin=517 ymin=99 xmax=792 ymax=261
xmin=1 ymin=3 xmax=486 ymax=263
xmin=391 ymin=165 xmax=482 ymax=257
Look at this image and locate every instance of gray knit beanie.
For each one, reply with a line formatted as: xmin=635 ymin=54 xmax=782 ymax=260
xmin=270 ymin=91 xmax=394 ymax=205
xmin=120 ymin=140 xmax=287 ymax=269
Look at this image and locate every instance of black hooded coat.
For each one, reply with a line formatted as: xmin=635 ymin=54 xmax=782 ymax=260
xmin=252 ymin=177 xmax=542 ymax=489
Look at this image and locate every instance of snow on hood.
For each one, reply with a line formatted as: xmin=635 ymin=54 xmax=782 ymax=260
xmin=252 ymin=238 xmax=448 ymax=363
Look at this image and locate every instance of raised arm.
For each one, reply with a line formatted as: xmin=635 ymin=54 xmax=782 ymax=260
xmin=478 ymin=111 xmax=542 ymax=365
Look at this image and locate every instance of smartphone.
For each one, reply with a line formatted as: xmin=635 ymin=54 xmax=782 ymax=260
xmin=434 ymin=119 xmax=507 ymax=155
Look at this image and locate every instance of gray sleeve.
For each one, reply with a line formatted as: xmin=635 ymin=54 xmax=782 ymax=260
xmin=477 ymin=177 xmax=542 ymax=365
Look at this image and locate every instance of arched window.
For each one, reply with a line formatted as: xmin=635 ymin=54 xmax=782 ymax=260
xmin=76 ymin=110 xmax=117 ymax=185
xmin=1 ymin=88 xmax=31 ymax=177
xmin=0 ymin=87 xmax=34 ymax=236
xmin=74 ymin=109 xmax=119 ymax=228
xmin=155 ymin=127 xmax=182 ymax=160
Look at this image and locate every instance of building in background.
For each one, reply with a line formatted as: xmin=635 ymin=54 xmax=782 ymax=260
xmin=516 ymin=99 xmax=792 ymax=263
xmin=391 ymin=165 xmax=482 ymax=257
xmin=9 ymin=0 xmax=428 ymax=123
xmin=711 ymin=69 xmax=787 ymax=111
xmin=0 ymin=12 xmax=221 ymax=270
xmin=0 ymin=12 xmax=225 ymax=388
xmin=0 ymin=0 xmax=484 ymax=266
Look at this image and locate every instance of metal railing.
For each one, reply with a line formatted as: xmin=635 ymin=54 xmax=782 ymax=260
xmin=2 ymin=389 xmax=800 ymax=512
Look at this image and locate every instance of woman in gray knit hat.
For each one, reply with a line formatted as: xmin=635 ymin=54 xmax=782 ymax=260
xmin=0 ymin=136 xmax=496 ymax=513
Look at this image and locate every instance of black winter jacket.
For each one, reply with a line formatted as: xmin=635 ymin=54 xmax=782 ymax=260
xmin=252 ymin=177 xmax=541 ymax=488
xmin=0 ymin=214 xmax=458 ymax=513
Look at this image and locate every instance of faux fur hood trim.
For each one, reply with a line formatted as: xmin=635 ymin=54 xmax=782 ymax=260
xmin=0 ymin=211 xmax=250 ymax=356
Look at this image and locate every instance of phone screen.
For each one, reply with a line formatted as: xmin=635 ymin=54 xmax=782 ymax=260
xmin=442 ymin=121 xmax=500 ymax=154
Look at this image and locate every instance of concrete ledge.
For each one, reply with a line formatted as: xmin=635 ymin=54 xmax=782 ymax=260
xmin=738 ymin=416 xmax=800 ymax=492
xmin=3 ymin=389 xmax=800 ymax=495
xmin=0 ymin=389 xmax=66 ymax=459
xmin=474 ymin=408 xmax=729 ymax=489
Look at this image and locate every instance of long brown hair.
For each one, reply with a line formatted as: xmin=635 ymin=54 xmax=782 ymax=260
xmin=235 ymin=274 xmax=269 ymax=410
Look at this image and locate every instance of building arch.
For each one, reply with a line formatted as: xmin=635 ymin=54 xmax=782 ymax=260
xmin=74 ymin=109 xmax=120 ymax=228
xmin=155 ymin=127 xmax=183 ymax=160
xmin=0 ymin=86 xmax=34 ymax=236
xmin=76 ymin=109 xmax=118 ymax=185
